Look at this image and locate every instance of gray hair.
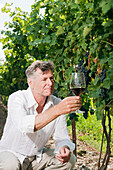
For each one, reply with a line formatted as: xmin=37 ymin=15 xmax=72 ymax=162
xmin=25 ymin=60 xmax=54 ymax=78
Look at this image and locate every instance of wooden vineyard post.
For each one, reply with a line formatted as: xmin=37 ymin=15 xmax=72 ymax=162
xmin=72 ymin=119 xmax=77 ymax=158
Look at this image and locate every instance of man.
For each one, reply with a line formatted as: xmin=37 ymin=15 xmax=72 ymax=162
xmin=0 ymin=60 xmax=82 ymax=170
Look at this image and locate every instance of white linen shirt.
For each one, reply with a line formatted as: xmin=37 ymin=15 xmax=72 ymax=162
xmin=0 ymin=88 xmax=75 ymax=163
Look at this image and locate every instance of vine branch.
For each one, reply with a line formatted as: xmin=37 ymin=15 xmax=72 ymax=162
xmin=98 ymin=108 xmax=111 ymax=170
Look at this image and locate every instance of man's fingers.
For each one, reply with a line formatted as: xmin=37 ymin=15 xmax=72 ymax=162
xmin=56 ymin=154 xmax=64 ymax=163
xmin=56 ymin=155 xmax=68 ymax=164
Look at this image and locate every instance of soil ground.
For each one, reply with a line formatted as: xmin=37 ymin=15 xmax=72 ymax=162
xmin=0 ymin=100 xmax=113 ymax=169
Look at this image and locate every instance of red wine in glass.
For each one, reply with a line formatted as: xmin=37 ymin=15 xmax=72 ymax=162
xmin=71 ymin=87 xmax=85 ymax=96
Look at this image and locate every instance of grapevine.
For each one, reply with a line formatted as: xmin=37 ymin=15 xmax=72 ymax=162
xmin=69 ymin=52 xmax=94 ymax=156
xmin=98 ymin=70 xmax=111 ymax=170
xmin=69 ymin=52 xmax=112 ymax=169
xmin=76 ymin=51 xmax=94 ymax=119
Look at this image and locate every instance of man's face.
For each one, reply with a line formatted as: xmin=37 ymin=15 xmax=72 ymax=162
xmin=28 ymin=68 xmax=54 ymax=97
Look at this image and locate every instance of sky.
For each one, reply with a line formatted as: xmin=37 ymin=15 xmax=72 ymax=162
xmin=0 ymin=0 xmax=35 ymax=62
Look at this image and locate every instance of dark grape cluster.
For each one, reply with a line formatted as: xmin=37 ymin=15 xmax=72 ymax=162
xmin=83 ymin=112 xmax=88 ymax=119
xmin=69 ymin=112 xmax=79 ymax=121
xmin=80 ymin=106 xmax=94 ymax=119
xmin=100 ymin=69 xmax=109 ymax=101
xmin=100 ymin=69 xmax=107 ymax=83
xmin=90 ymin=107 xmax=95 ymax=115
xmin=80 ymin=106 xmax=88 ymax=119
xmin=84 ymin=51 xmax=89 ymax=58
xmin=91 ymin=71 xmax=96 ymax=79
xmin=84 ymin=51 xmax=89 ymax=66
xmin=100 ymin=86 xmax=108 ymax=98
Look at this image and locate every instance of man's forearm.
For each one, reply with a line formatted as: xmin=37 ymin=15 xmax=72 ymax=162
xmin=34 ymin=105 xmax=61 ymax=131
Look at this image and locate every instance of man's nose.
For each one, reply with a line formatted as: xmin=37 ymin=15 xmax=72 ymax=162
xmin=47 ymin=78 xmax=53 ymax=85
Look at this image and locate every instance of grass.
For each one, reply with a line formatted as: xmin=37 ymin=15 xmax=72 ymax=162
xmin=67 ymin=113 xmax=113 ymax=156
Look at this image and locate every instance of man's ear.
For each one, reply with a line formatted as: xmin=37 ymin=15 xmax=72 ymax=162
xmin=27 ymin=78 xmax=32 ymax=86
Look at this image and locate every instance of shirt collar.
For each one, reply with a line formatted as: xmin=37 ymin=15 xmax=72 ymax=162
xmin=46 ymin=95 xmax=54 ymax=106
xmin=26 ymin=87 xmax=54 ymax=109
xmin=26 ymin=87 xmax=37 ymax=108
xmin=43 ymin=95 xmax=54 ymax=112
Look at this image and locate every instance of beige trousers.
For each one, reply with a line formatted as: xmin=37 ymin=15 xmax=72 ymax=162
xmin=0 ymin=148 xmax=76 ymax=170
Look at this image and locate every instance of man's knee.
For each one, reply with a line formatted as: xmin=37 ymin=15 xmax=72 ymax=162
xmin=0 ymin=151 xmax=21 ymax=170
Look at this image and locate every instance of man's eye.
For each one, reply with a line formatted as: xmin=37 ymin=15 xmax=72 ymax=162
xmin=42 ymin=78 xmax=46 ymax=81
xmin=50 ymin=77 xmax=54 ymax=81
xmin=42 ymin=77 xmax=54 ymax=81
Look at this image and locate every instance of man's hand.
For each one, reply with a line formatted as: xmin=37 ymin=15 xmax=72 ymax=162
xmin=56 ymin=96 xmax=82 ymax=116
xmin=56 ymin=146 xmax=71 ymax=164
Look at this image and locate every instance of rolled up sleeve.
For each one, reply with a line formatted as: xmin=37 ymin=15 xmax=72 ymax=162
xmin=54 ymin=139 xmax=75 ymax=154
xmin=8 ymin=92 xmax=36 ymax=134
xmin=20 ymin=115 xmax=36 ymax=133
xmin=53 ymin=114 xmax=75 ymax=154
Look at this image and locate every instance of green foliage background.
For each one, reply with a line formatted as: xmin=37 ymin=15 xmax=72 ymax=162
xmin=0 ymin=0 xmax=113 ymax=120
xmin=67 ymin=112 xmax=113 ymax=155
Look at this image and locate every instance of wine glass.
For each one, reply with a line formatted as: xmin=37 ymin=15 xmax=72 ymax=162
xmin=69 ymin=72 xmax=86 ymax=156
xmin=70 ymin=72 xmax=86 ymax=96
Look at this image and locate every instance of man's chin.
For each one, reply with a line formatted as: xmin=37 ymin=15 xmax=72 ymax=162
xmin=44 ymin=91 xmax=52 ymax=96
